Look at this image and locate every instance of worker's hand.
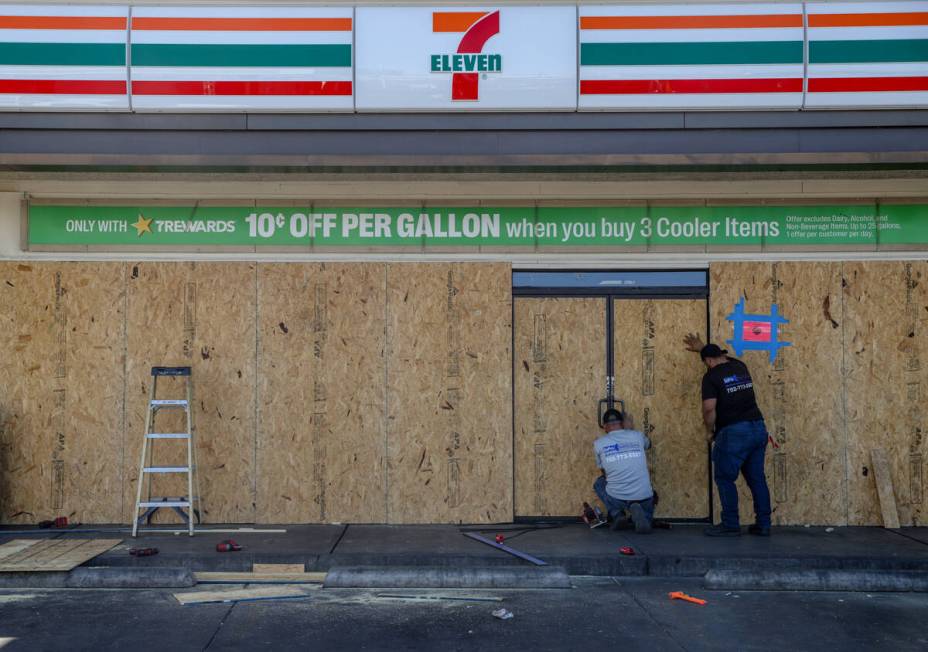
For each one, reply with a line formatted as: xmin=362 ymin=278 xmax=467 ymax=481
xmin=683 ymin=332 xmax=705 ymax=352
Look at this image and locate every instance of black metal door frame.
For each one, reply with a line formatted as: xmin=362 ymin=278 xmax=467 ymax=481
xmin=512 ymin=269 xmax=712 ymax=523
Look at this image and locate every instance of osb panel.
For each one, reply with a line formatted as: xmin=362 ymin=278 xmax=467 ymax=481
xmin=125 ymin=262 xmax=256 ymax=525
xmin=386 ymin=263 xmax=511 ymax=524
xmin=710 ymin=262 xmax=846 ymax=526
xmin=0 ymin=262 xmax=124 ymax=524
xmin=844 ymin=262 xmax=927 ymax=526
xmin=613 ymin=299 xmax=708 ymax=519
xmin=256 ymin=263 xmax=386 ymax=524
xmin=514 ymin=297 xmax=605 ymax=516
xmin=0 ymin=263 xmax=58 ymax=524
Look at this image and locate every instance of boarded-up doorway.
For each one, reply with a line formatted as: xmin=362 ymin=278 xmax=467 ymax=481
xmin=513 ymin=271 xmax=710 ymax=519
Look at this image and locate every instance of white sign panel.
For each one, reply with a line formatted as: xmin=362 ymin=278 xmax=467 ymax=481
xmin=355 ymin=6 xmax=577 ymax=110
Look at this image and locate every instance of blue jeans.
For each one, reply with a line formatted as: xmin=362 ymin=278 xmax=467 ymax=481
xmin=713 ymin=419 xmax=772 ymax=529
xmin=593 ymin=476 xmax=654 ymax=525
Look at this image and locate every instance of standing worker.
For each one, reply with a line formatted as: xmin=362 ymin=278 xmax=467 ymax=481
xmin=593 ymin=408 xmax=654 ymax=534
xmin=683 ymin=334 xmax=772 ymax=537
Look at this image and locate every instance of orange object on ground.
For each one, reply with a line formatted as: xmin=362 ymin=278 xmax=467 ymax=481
xmin=669 ymin=591 xmax=707 ymax=605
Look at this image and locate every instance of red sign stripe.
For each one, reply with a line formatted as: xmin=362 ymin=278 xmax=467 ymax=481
xmin=132 ymin=80 xmax=352 ymax=96
xmin=132 ymin=17 xmax=352 ymax=31
xmin=452 ymin=10 xmax=500 ymax=101
xmin=0 ymin=79 xmax=126 ymax=94
xmin=580 ymin=78 xmax=802 ymax=94
xmin=808 ymin=77 xmax=928 ymax=92
xmin=581 ymin=14 xmax=802 ymax=30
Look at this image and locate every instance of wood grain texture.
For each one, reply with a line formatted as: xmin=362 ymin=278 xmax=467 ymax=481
xmin=844 ymin=262 xmax=927 ymax=526
xmin=514 ymin=297 xmax=605 ymax=516
xmin=710 ymin=262 xmax=847 ymax=526
xmin=0 ymin=538 xmax=120 ymax=572
xmin=0 ymin=262 xmax=125 ymax=524
xmin=126 ymin=262 xmax=256 ymax=525
xmin=870 ymin=448 xmax=901 ymax=529
xmin=256 ymin=263 xmax=386 ymax=524
xmin=386 ymin=263 xmax=511 ymax=524
xmin=613 ymin=299 xmax=708 ymax=518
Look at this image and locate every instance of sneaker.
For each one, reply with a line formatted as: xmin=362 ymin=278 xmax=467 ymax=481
xmin=629 ymin=503 xmax=652 ymax=534
xmin=704 ymin=524 xmax=741 ymax=537
xmin=748 ymin=524 xmax=771 ymax=536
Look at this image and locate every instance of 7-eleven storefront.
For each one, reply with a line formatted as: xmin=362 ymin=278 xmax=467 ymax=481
xmin=0 ymin=2 xmax=927 ymax=528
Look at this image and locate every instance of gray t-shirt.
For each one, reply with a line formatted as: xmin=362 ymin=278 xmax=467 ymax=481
xmin=593 ymin=429 xmax=653 ymax=501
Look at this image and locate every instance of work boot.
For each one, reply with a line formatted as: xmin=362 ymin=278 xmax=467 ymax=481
xmin=704 ymin=524 xmax=741 ymax=537
xmin=629 ymin=503 xmax=652 ymax=534
xmin=748 ymin=524 xmax=771 ymax=536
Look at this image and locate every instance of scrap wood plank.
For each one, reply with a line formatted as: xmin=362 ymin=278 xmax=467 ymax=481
xmin=253 ymin=563 xmax=305 ymax=574
xmin=174 ymin=585 xmax=312 ymax=605
xmin=0 ymin=539 xmax=121 ymax=572
xmin=195 ymin=571 xmax=326 ymax=585
xmin=871 ymin=448 xmax=901 ymax=529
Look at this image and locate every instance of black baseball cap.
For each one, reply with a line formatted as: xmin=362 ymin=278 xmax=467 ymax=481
xmin=699 ymin=343 xmax=728 ymax=360
xmin=602 ymin=408 xmax=624 ymax=424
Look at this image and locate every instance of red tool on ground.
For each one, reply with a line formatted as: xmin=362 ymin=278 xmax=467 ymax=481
xmin=669 ymin=591 xmax=707 ymax=605
xmin=216 ymin=539 xmax=242 ymax=552
xmin=129 ymin=547 xmax=159 ymax=557
xmin=619 ymin=546 xmax=635 ymax=556
xmin=495 ymin=534 xmax=505 ymax=544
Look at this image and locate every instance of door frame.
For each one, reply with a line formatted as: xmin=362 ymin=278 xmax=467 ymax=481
xmin=511 ymin=269 xmax=713 ymax=522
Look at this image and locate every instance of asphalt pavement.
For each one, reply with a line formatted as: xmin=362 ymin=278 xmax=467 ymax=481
xmin=0 ymin=577 xmax=926 ymax=651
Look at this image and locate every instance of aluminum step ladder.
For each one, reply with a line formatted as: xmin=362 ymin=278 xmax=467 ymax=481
xmin=132 ymin=366 xmax=202 ymax=537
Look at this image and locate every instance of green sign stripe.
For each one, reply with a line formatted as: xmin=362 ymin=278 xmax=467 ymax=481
xmin=580 ymin=41 xmax=803 ymax=66
xmin=810 ymin=39 xmax=928 ymax=63
xmin=131 ymin=43 xmax=352 ymax=68
xmin=0 ymin=42 xmax=125 ymax=66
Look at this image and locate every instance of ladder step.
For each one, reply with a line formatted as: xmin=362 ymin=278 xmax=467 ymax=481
xmin=138 ymin=501 xmax=190 ymax=508
xmin=146 ymin=433 xmax=191 ymax=439
xmin=151 ymin=399 xmax=188 ymax=408
xmin=143 ymin=466 xmax=190 ymax=473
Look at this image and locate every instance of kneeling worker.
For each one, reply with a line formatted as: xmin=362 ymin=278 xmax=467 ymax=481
xmin=593 ymin=409 xmax=654 ymax=534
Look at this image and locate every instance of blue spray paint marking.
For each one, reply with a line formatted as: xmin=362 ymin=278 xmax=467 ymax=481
xmin=725 ymin=297 xmax=791 ymax=364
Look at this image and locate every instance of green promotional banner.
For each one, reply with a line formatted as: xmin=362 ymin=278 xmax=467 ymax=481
xmin=27 ymin=203 xmax=928 ymax=248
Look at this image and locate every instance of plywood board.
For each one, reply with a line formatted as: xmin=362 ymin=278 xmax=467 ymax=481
xmin=256 ymin=263 xmax=386 ymax=523
xmin=844 ymin=262 xmax=927 ymax=526
xmin=709 ymin=262 xmax=846 ymax=526
xmin=514 ymin=297 xmax=605 ymax=516
xmin=0 ymin=262 xmax=57 ymax=525
xmin=197 ymin=571 xmax=325 ymax=584
xmin=386 ymin=263 xmax=511 ymax=523
xmin=253 ymin=563 xmax=305 ymax=574
xmin=0 ymin=262 xmax=125 ymax=525
xmin=174 ymin=585 xmax=313 ymax=605
xmin=870 ymin=448 xmax=901 ymax=529
xmin=0 ymin=538 xmax=120 ymax=572
xmin=613 ymin=299 xmax=708 ymax=518
xmin=126 ymin=263 xmax=256 ymax=525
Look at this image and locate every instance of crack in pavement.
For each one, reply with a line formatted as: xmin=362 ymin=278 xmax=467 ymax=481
xmin=612 ymin=578 xmax=690 ymax=652
xmin=203 ymin=601 xmax=236 ymax=651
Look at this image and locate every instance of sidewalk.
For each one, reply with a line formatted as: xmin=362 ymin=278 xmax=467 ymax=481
xmin=3 ymin=522 xmax=927 ymax=578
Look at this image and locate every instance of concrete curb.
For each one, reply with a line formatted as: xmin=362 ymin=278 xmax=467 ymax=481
xmin=324 ymin=565 xmax=572 ymax=589
xmin=66 ymin=567 xmax=195 ymax=589
xmin=705 ymin=569 xmax=928 ymax=592
xmin=0 ymin=567 xmax=194 ymax=589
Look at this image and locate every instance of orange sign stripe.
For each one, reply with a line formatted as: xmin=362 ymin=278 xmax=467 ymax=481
xmin=580 ymin=14 xmax=802 ymax=30
xmin=432 ymin=12 xmax=486 ymax=33
xmin=132 ymin=17 xmax=352 ymax=31
xmin=0 ymin=15 xmax=126 ymax=30
xmin=809 ymin=12 xmax=928 ymax=27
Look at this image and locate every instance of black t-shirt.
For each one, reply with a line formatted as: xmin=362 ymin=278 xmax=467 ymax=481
xmin=701 ymin=358 xmax=764 ymax=431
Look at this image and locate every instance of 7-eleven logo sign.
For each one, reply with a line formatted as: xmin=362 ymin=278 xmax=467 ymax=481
xmin=430 ymin=11 xmax=501 ymax=101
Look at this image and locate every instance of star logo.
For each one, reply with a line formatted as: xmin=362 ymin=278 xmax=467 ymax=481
xmin=131 ymin=214 xmax=152 ymax=237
